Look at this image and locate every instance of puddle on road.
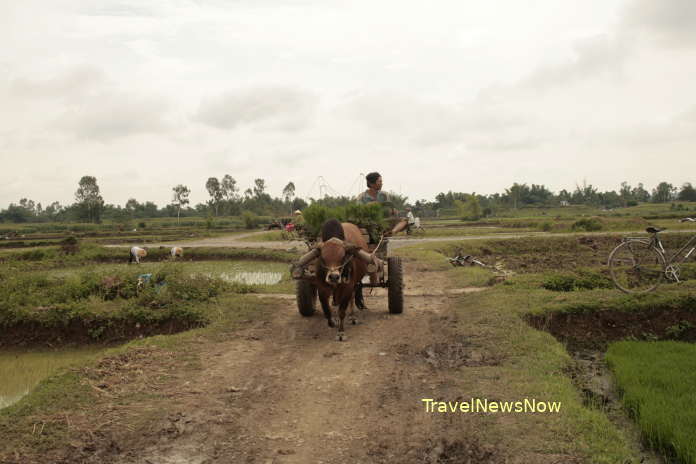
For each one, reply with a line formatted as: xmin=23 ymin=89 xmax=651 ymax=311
xmin=0 ymin=348 xmax=102 ymax=410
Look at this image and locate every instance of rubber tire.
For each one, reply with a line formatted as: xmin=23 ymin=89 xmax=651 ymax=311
xmin=296 ymin=280 xmax=317 ymax=317
xmin=387 ymin=256 xmax=404 ymax=314
xmin=608 ymin=241 xmax=665 ymax=294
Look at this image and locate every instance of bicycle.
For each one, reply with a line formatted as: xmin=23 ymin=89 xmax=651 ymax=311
xmin=608 ymin=217 xmax=696 ymax=294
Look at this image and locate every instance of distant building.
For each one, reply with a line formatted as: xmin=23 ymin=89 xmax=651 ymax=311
xmin=560 ymin=201 xmax=570 ymax=207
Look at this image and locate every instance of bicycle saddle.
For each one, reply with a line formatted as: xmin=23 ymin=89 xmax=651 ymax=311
xmin=646 ymin=227 xmax=665 ymax=234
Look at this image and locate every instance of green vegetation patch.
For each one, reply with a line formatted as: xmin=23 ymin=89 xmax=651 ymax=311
xmin=0 ymin=243 xmax=297 ymax=272
xmin=302 ymin=203 xmax=385 ymax=239
xmin=237 ymin=230 xmax=285 ymax=242
xmin=606 ymin=341 xmax=696 ymax=464
xmin=572 ymin=217 xmax=604 ymax=232
xmin=541 ymin=269 xmax=613 ymax=291
xmin=0 ymin=264 xmax=253 ymax=346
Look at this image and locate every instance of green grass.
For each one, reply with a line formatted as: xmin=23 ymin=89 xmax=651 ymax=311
xmin=528 ymin=283 xmax=696 ymax=317
xmin=237 ymin=230 xmax=286 ymax=241
xmin=396 ymin=237 xmax=696 ymax=462
xmin=430 ymin=254 xmax=638 ymax=463
xmin=606 ymin=341 xmax=696 ymax=463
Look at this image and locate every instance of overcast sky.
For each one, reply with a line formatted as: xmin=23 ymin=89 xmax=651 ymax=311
xmin=1 ymin=0 xmax=695 ymax=207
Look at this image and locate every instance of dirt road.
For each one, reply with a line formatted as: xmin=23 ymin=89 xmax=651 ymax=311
xmin=108 ymin=228 xmax=688 ymax=252
xmin=24 ymin=262 xmax=515 ymax=464
xmin=107 ymin=230 xmax=544 ymax=251
xmin=128 ymin=267 xmax=495 ymax=464
xmin=105 ymin=231 xmax=307 ymax=251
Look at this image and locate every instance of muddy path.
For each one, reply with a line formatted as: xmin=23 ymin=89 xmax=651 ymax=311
xmin=104 ymin=231 xmax=307 ymax=251
xmin=17 ymin=263 xmax=513 ymax=464
xmin=105 ymin=229 xmax=694 ymax=252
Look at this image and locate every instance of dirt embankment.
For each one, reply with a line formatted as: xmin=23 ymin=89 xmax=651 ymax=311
xmin=527 ymin=308 xmax=696 ymax=351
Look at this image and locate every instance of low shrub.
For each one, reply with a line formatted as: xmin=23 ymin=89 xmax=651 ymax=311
xmin=571 ymin=218 xmax=604 ymax=232
xmin=542 ymin=270 xmax=613 ymax=291
xmin=242 ymin=211 xmax=258 ymax=229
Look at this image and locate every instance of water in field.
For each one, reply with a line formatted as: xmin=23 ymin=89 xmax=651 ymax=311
xmin=212 ymin=271 xmax=283 ymax=285
xmin=0 ymin=348 xmax=101 ymax=410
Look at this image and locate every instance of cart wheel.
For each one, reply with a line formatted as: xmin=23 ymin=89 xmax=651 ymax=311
xmin=296 ymin=280 xmax=317 ymax=317
xmin=387 ymin=256 xmax=404 ymax=314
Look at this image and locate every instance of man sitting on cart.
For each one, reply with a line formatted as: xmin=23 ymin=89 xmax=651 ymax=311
xmin=355 ymin=172 xmax=408 ymax=237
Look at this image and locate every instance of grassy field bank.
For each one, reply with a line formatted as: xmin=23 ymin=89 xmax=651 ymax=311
xmin=399 ymin=235 xmax=696 ymax=463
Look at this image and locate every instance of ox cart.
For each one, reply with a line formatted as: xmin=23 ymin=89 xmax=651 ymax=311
xmin=291 ymin=227 xmax=404 ymax=316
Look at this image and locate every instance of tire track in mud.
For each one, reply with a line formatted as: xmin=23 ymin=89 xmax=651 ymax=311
xmin=110 ymin=262 xmax=505 ymax=464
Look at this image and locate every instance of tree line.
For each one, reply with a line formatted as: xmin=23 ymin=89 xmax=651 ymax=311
xmin=421 ymin=181 xmax=696 ymax=220
xmin=1 ymin=176 xmax=695 ymax=224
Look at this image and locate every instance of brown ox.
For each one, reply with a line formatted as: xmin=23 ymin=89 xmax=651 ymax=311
xmin=314 ymin=219 xmax=371 ymax=341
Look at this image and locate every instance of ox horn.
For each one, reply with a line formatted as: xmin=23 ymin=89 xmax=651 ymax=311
xmin=351 ymin=248 xmax=383 ymax=273
xmin=296 ymin=247 xmax=320 ymax=267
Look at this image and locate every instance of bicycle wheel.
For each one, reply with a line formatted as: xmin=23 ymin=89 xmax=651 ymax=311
xmin=608 ymin=240 xmax=665 ymax=294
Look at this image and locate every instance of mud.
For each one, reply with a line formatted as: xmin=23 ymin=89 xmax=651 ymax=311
xmin=527 ymin=308 xmax=696 ymax=351
xmin=0 ymin=317 xmax=205 ymax=348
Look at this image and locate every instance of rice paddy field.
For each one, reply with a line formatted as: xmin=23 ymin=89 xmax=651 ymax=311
xmin=3 ymin=205 xmax=696 ymax=463
xmin=0 ymin=224 xmax=297 ymax=411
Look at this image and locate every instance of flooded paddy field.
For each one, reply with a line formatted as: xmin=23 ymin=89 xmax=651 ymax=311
xmin=0 ymin=243 xmax=299 ymax=412
xmin=1 ymin=348 xmax=102 ymax=410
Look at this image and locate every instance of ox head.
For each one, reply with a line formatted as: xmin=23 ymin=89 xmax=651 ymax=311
xmin=317 ymin=237 xmax=365 ymax=286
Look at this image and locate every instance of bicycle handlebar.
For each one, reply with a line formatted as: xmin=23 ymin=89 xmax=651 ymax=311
xmin=680 ymin=218 xmax=696 ymax=223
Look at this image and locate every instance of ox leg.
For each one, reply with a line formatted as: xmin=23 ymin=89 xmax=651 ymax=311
xmin=348 ymin=295 xmax=358 ymax=325
xmin=318 ymin=290 xmax=334 ymax=328
xmin=355 ymin=282 xmax=367 ymax=310
xmin=336 ymin=300 xmax=348 ymax=341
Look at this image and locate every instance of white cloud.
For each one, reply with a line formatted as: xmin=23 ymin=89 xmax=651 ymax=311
xmin=10 ymin=66 xmax=105 ymax=100
xmin=55 ymin=92 xmax=172 ymax=140
xmin=623 ymin=0 xmax=696 ymax=47
xmin=195 ymin=87 xmax=318 ymax=132
xmin=1 ymin=0 xmax=696 ymax=207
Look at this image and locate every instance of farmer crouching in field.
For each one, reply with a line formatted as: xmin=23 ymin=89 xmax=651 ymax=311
xmin=355 ymin=172 xmax=408 ymax=236
xmin=129 ymin=246 xmax=147 ymax=264
xmin=171 ymin=246 xmax=183 ymax=260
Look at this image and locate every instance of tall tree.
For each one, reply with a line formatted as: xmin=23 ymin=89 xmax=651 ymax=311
xmin=253 ymin=178 xmax=266 ymax=199
xmin=678 ymin=183 xmax=696 ymax=202
xmin=172 ymin=184 xmax=191 ymax=224
xmin=505 ymin=183 xmax=529 ymax=209
xmin=221 ymin=175 xmax=238 ymax=201
xmin=282 ymin=181 xmax=296 ymax=204
xmin=125 ymin=198 xmax=140 ymax=217
xmin=619 ymin=182 xmax=633 ymax=207
xmin=652 ymin=182 xmax=676 ymax=203
xmin=75 ymin=175 xmax=104 ymax=223
xmin=632 ymin=183 xmax=651 ymax=202
xmin=205 ymin=177 xmax=224 ymax=216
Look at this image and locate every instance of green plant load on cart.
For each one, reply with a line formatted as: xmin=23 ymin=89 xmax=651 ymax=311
xmin=301 ymin=203 xmax=387 ymax=241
